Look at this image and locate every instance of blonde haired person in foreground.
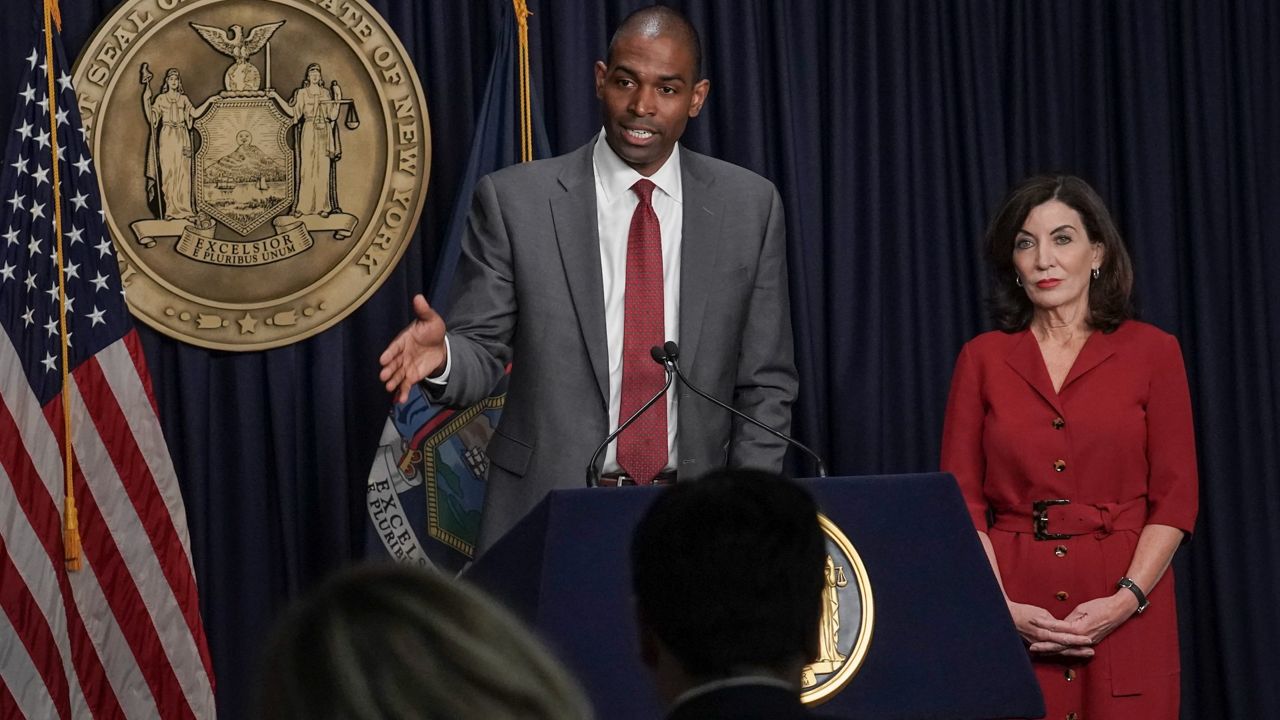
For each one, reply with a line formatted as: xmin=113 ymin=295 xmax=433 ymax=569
xmin=257 ymin=563 xmax=594 ymax=720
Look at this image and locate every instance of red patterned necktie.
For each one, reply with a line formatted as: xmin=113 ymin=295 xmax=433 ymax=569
xmin=616 ymin=179 xmax=668 ymax=485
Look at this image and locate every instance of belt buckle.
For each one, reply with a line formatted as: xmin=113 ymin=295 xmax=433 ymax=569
xmin=1032 ymin=499 xmax=1071 ymax=540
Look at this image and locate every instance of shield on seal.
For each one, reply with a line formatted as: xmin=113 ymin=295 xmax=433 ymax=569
xmin=193 ymin=96 xmax=295 ymax=236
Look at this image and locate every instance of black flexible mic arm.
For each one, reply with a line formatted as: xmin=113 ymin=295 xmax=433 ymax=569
xmin=584 ymin=348 xmax=675 ymax=487
xmin=660 ymin=341 xmax=827 ymax=478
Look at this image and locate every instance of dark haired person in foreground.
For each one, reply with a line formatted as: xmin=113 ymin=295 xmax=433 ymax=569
xmin=379 ymin=4 xmax=796 ymax=555
xmin=941 ymin=175 xmax=1198 ymax=718
xmin=256 ymin=563 xmax=593 ymax=720
xmin=632 ymin=468 xmax=848 ymax=719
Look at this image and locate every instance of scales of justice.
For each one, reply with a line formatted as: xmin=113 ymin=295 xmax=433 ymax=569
xmin=131 ymin=20 xmax=362 ymax=264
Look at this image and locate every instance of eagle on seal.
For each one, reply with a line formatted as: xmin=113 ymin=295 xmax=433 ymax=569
xmin=189 ymin=21 xmax=286 ymax=92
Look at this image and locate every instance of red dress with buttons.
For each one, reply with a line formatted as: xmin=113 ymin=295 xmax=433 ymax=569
xmin=941 ymin=321 xmax=1198 ymax=719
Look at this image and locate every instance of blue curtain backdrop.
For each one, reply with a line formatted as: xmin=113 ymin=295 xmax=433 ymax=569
xmin=2 ymin=1 xmax=1276 ymax=718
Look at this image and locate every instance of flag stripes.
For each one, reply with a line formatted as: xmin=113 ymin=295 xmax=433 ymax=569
xmin=1 ymin=24 xmax=215 ymax=717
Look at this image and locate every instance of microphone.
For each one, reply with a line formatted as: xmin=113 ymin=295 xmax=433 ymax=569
xmin=584 ymin=347 xmax=675 ymax=487
xmin=659 ymin=341 xmax=827 ymax=478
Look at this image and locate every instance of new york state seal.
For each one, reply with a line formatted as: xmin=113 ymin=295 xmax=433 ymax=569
xmin=72 ymin=0 xmax=429 ymax=350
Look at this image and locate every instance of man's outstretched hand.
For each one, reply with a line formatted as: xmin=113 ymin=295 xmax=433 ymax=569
xmin=379 ymin=294 xmax=448 ymax=403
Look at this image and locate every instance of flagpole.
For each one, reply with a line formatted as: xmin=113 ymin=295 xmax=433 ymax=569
xmin=42 ymin=0 xmax=81 ymax=571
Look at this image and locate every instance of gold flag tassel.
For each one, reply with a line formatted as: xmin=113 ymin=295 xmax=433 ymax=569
xmin=514 ymin=0 xmax=534 ymax=163
xmin=43 ymin=0 xmax=81 ymax=572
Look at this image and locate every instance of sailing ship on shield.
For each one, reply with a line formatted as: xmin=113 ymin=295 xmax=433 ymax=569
xmin=131 ymin=19 xmax=361 ymax=265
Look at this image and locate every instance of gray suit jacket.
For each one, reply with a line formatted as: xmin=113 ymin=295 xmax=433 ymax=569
xmin=431 ymin=140 xmax=797 ymax=552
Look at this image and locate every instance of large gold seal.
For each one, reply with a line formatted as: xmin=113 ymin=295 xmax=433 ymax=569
xmin=72 ymin=0 xmax=429 ymax=350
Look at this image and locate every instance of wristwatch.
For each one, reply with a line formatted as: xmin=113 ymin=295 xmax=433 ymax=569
xmin=1116 ymin=577 xmax=1149 ymax=614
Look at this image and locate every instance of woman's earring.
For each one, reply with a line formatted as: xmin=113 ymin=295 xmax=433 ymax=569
xmin=1015 ymin=274 xmax=1023 ymax=287
xmin=1092 ymin=267 xmax=1100 ymax=280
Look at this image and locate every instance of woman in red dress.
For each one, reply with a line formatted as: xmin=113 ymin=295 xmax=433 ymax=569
xmin=941 ymin=175 xmax=1198 ymax=719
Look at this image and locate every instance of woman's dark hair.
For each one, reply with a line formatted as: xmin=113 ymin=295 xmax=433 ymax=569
xmin=985 ymin=174 xmax=1135 ymax=332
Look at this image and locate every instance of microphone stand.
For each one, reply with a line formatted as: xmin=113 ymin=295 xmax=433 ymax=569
xmin=584 ymin=350 xmax=675 ymax=487
xmin=660 ymin=341 xmax=827 ymax=478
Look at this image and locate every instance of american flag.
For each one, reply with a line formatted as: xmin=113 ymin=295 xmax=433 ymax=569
xmin=0 ymin=17 xmax=216 ymax=720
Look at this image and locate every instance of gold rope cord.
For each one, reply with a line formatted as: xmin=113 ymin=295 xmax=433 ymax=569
xmin=42 ymin=0 xmax=81 ymax=571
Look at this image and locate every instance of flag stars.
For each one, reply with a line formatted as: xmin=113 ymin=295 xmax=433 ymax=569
xmin=70 ymin=190 xmax=88 ymax=212
xmin=44 ymin=283 xmax=60 ymax=305
xmin=95 ymin=237 xmax=113 ymax=258
xmin=88 ymin=305 xmax=106 ymax=327
xmin=24 ymin=270 xmax=37 ymax=291
xmin=43 ymin=316 xmax=58 ymax=337
xmin=41 ymin=352 xmax=57 ymax=373
xmin=66 ymin=225 xmax=84 ymax=245
xmin=90 ymin=271 xmax=109 ymax=292
xmin=64 ymin=261 xmax=80 ymax=280
xmin=19 ymin=84 xmax=36 ymax=104
xmin=26 ymin=49 xmax=39 ymax=70
xmin=21 ymin=306 xmax=35 ymax=327
xmin=11 ymin=154 xmax=27 ymax=175
xmin=34 ymin=128 xmax=49 ymax=149
xmin=58 ymin=71 xmax=73 ymax=92
xmin=64 ymin=295 xmax=75 ymax=314
xmin=3 ymin=226 xmax=19 ymax=246
xmin=32 ymin=165 xmax=49 ymax=187
xmin=8 ymin=191 xmax=25 ymax=213
xmin=56 ymin=107 xmax=69 ymax=127
xmin=30 ymin=201 xmax=45 ymax=221
xmin=27 ymin=236 xmax=41 ymax=257
xmin=0 ymin=259 xmax=15 ymax=282
xmin=73 ymin=155 xmax=91 ymax=176
xmin=36 ymin=95 xmax=49 ymax=114
xmin=17 ymin=121 xmax=32 ymax=140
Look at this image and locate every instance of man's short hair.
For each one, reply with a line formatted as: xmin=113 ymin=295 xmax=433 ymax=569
xmin=630 ymin=468 xmax=826 ymax=678
xmin=607 ymin=4 xmax=704 ymax=80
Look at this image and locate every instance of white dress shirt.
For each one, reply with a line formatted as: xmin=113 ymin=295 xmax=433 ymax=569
xmin=593 ymin=130 xmax=681 ymax=473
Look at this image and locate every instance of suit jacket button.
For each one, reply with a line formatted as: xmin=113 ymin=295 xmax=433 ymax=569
xmin=1054 ymin=545 xmax=1067 ymax=557
xmin=1054 ymin=459 xmax=1066 ymax=472
xmin=1055 ymin=591 xmax=1069 ymax=601
xmin=1052 ymin=417 xmax=1066 ymax=430
xmin=1064 ymin=668 xmax=1077 ymax=682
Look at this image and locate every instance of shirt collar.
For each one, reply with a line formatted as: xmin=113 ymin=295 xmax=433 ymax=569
xmin=593 ymin=129 xmax=683 ymax=206
xmin=668 ymin=675 xmax=797 ymax=711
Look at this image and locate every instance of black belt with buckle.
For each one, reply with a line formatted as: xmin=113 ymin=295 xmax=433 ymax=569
xmin=1031 ymin=499 xmax=1071 ymax=540
xmin=598 ymin=470 xmax=676 ymax=487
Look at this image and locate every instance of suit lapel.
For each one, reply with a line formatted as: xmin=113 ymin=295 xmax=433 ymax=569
xmin=677 ymin=151 xmax=725 ymax=372
xmin=1061 ymin=327 xmax=1116 ymax=392
xmin=1004 ymin=330 xmax=1064 ymax=416
xmin=550 ymin=145 xmax=609 ymax=404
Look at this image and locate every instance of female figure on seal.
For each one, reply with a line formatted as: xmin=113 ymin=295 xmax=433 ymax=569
xmin=287 ymin=63 xmax=341 ymax=217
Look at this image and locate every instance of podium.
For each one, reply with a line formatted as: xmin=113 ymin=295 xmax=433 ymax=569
xmin=463 ymin=474 xmax=1044 ymax=719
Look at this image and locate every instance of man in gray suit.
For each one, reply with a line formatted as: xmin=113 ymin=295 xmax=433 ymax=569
xmin=380 ymin=5 xmax=797 ymax=553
